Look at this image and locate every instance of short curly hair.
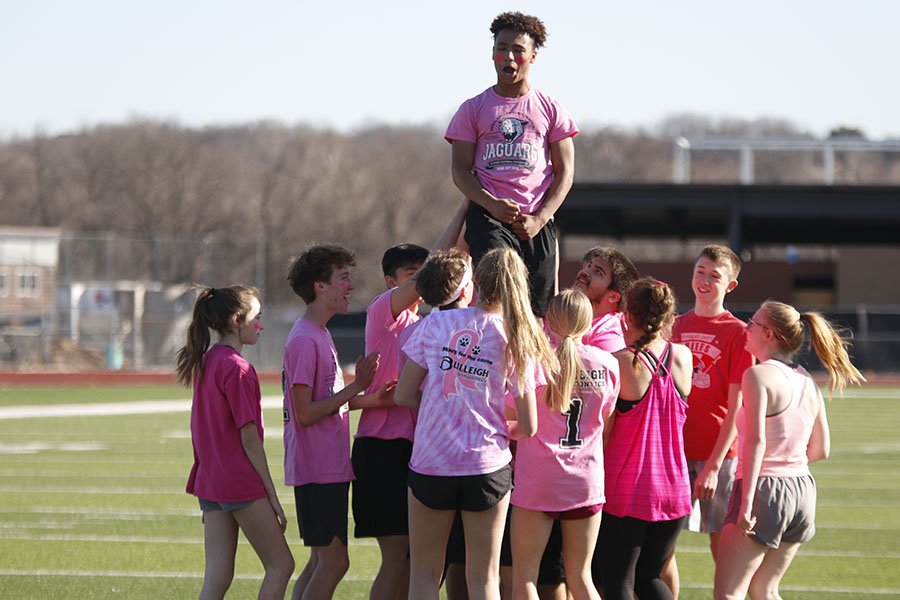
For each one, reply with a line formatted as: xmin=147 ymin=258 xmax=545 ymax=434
xmin=490 ymin=12 xmax=547 ymax=49
xmin=287 ymin=244 xmax=355 ymax=304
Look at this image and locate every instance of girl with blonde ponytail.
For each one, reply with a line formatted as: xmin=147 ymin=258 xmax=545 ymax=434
xmin=177 ymin=286 xmax=294 ymax=600
xmin=510 ymin=290 xmax=620 ymax=600
xmin=396 ymin=247 xmax=556 ymax=600
xmin=715 ymin=301 xmax=863 ymax=600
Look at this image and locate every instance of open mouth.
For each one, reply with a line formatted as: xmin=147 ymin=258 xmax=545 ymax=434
xmin=502 ymin=66 xmax=516 ymax=77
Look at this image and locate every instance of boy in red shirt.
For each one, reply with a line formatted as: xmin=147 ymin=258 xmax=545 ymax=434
xmin=664 ymin=245 xmax=754 ymax=594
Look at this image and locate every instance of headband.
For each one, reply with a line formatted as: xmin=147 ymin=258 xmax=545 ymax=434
xmin=439 ymin=263 xmax=472 ymax=307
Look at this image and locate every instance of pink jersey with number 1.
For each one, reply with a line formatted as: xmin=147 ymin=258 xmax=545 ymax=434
xmin=512 ymin=344 xmax=620 ymax=512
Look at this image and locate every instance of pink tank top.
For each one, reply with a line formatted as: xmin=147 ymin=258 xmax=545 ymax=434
xmin=603 ymin=344 xmax=692 ymax=521
xmin=736 ymin=359 xmax=817 ymax=479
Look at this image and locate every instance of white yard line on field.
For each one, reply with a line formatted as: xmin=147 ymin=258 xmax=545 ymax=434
xmin=0 ymin=396 xmax=283 ymax=420
xmin=0 ymin=569 xmax=376 ymax=581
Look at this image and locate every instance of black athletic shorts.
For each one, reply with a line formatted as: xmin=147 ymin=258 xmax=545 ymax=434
xmin=351 ymin=436 xmax=412 ymax=538
xmin=464 ymin=202 xmax=558 ymax=317
xmin=294 ymin=482 xmax=349 ymax=547
xmin=408 ymin=464 xmax=512 ymax=513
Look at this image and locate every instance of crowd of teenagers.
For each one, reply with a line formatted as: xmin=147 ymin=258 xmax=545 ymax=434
xmin=176 ymin=11 xmax=865 ymax=600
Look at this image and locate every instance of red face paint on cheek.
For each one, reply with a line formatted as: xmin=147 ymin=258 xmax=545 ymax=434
xmin=253 ymin=322 xmax=261 ymax=331
xmin=494 ymin=52 xmax=504 ymax=64
xmin=515 ymin=54 xmax=529 ymax=65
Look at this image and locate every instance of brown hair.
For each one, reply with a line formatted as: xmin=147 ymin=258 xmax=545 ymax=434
xmin=490 ymin=12 xmax=548 ymax=48
xmin=697 ymin=244 xmax=742 ymax=280
xmin=759 ymin=300 xmax=864 ymax=396
xmin=175 ymin=285 xmax=259 ymax=387
xmin=544 ymin=290 xmax=592 ymax=413
xmin=287 ymin=245 xmax=355 ymax=304
xmin=581 ymin=246 xmax=640 ymax=300
xmin=415 ymin=248 xmax=469 ymax=308
xmin=625 ymin=277 xmax=677 ymax=371
xmin=476 ymin=248 xmax=558 ymax=389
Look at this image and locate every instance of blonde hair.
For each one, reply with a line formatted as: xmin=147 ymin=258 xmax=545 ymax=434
xmin=544 ymin=290 xmax=592 ymax=412
xmin=175 ymin=285 xmax=259 ymax=387
xmin=624 ymin=277 xmax=677 ymax=371
xmin=475 ymin=248 xmax=558 ymax=389
xmin=760 ymin=300 xmax=864 ymax=396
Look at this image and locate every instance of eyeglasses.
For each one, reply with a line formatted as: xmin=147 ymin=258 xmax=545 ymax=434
xmin=746 ymin=319 xmax=771 ymax=332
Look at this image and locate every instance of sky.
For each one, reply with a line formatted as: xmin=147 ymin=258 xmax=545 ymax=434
xmin=2 ymin=0 xmax=898 ymax=140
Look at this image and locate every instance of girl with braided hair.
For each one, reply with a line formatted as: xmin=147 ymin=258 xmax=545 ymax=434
xmin=595 ymin=277 xmax=694 ymax=600
xmin=714 ymin=301 xmax=862 ymax=599
xmin=176 ymin=286 xmax=294 ymax=600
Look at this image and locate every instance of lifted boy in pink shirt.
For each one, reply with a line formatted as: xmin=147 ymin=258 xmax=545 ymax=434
xmin=282 ymin=244 xmax=395 ymax=600
xmin=446 ymin=11 xmax=578 ymax=317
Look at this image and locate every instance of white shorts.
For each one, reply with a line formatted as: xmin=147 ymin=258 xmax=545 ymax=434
xmin=684 ymin=458 xmax=736 ymax=534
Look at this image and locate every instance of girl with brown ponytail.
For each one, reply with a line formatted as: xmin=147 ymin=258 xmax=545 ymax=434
xmin=597 ymin=277 xmax=694 ymax=600
xmin=510 ymin=289 xmax=620 ymax=600
xmin=176 ymin=286 xmax=294 ymax=600
xmin=715 ymin=301 xmax=863 ymax=600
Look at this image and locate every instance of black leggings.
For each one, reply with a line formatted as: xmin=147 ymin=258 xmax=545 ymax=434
xmin=594 ymin=512 xmax=686 ymax=600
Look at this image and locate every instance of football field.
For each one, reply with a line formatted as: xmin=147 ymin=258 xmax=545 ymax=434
xmin=1 ymin=383 xmax=899 ymax=599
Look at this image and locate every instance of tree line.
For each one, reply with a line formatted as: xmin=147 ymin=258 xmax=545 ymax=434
xmin=1 ymin=117 xmax=897 ymax=305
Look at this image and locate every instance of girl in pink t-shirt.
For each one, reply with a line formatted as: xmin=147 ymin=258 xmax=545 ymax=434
xmin=510 ymin=290 xmax=619 ymax=600
xmin=714 ymin=300 xmax=863 ymax=600
xmin=397 ymin=248 xmax=557 ymax=600
xmin=176 ymin=286 xmax=293 ymax=600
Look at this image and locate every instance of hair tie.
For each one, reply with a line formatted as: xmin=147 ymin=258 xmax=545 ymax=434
xmin=208 ymin=287 xmax=216 ymax=297
xmin=655 ymin=280 xmax=666 ymax=287
xmin=439 ymin=263 xmax=472 ymax=307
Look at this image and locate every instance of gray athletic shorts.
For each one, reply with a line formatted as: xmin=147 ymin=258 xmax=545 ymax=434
xmin=724 ymin=474 xmax=817 ymax=549
xmin=684 ymin=458 xmax=736 ymax=533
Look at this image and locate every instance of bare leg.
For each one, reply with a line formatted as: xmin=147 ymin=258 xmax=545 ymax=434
xmin=445 ymin=564 xmax=470 ymax=600
xmin=713 ymin=524 xmax=767 ymax=600
xmin=408 ymin=490 xmax=455 ymax=600
xmin=232 ymin=498 xmax=295 ymax=600
xmin=369 ymin=535 xmax=410 ymax=600
xmin=560 ymin=514 xmax=602 ymax=600
xmin=291 ymin=548 xmax=317 ymax=600
xmin=747 ymin=542 xmax=801 ymax=600
xmin=461 ymin=492 xmax=511 ymax=600
xmin=660 ymin=552 xmax=679 ymax=599
xmin=298 ymin=537 xmax=349 ymax=600
xmin=510 ymin=506 xmax=554 ymax=600
xmin=199 ymin=510 xmax=239 ymax=600
xmin=709 ymin=531 xmax=722 ymax=561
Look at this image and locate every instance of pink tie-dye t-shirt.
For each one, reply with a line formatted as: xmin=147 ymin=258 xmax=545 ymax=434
xmin=445 ymin=86 xmax=578 ymax=216
xmin=402 ymin=306 xmax=534 ymax=477
xmin=282 ymin=317 xmax=353 ymax=486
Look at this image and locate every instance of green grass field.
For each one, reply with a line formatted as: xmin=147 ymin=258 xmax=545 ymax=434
xmin=1 ymin=383 xmax=899 ymax=599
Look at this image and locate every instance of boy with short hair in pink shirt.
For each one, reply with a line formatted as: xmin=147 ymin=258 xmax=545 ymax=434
xmin=446 ymin=11 xmax=578 ymax=317
xmin=282 ymin=244 xmax=395 ymax=600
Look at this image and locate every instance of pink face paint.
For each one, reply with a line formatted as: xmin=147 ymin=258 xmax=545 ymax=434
xmin=494 ymin=52 xmax=505 ymax=64
xmin=515 ymin=54 xmax=529 ymax=65
xmin=253 ymin=322 xmax=261 ymax=331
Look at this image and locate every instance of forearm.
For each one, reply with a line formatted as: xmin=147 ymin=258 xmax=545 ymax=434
xmin=348 ymin=390 xmax=387 ymax=410
xmin=529 ymin=169 xmax=573 ymax=226
xmin=240 ymin=425 xmax=278 ymax=498
xmin=294 ymin=381 xmax=364 ymax=426
xmin=433 ymin=197 xmax=470 ymax=251
xmin=530 ymin=138 xmax=575 ymax=225
xmin=450 ymin=165 xmax=497 ymax=210
xmin=740 ymin=435 xmax=765 ymax=513
xmin=394 ymin=388 xmax=421 ymax=410
xmin=706 ymin=413 xmax=739 ymax=472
